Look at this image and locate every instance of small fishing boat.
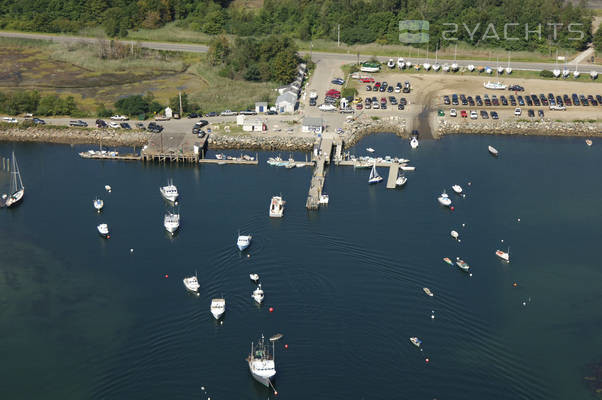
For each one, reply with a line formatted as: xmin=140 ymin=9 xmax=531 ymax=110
xmin=237 ymin=232 xmax=252 ymax=251
xmin=450 ymin=230 xmax=459 ymax=239
xmin=484 ymin=81 xmax=507 ymax=90
xmin=443 ymin=257 xmax=454 ymax=266
xmin=467 ymin=64 xmax=475 ymax=72
xmin=495 ymin=248 xmax=510 ymax=262
xmin=159 ymin=179 xmax=179 ymax=202
xmin=396 ymin=174 xmax=407 ymax=187
xmin=387 ymin=58 xmax=395 ymax=68
xmin=368 ymin=163 xmax=383 ymax=184
xmin=409 ymin=337 xmax=422 ymax=347
xmin=246 ymin=334 xmax=277 ymax=387
xmin=410 ymin=136 xmax=419 ymax=149
xmin=252 ymin=283 xmax=264 ymax=304
xmin=456 ymin=258 xmax=470 ymax=272
xmin=438 ymin=191 xmax=452 ymax=207
xmin=269 ymin=196 xmax=285 ymax=217
xmin=397 ymin=57 xmax=405 ymax=68
xmin=105 ymin=185 xmax=112 ymax=192
xmin=319 ymin=194 xmax=329 ymax=204
xmin=590 ymin=70 xmax=598 ymax=80
xmin=452 ymin=185 xmax=462 ymax=194
xmin=366 ymin=147 xmax=375 ymax=153
xmin=400 ymin=165 xmax=415 ymax=171
xmin=97 ymin=223 xmax=109 ymax=238
xmin=164 ymin=210 xmax=180 ymax=234
xmin=93 ymin=198 xmax=104 ymax=212
xmin=183 ymin=274 xmax=200 ymax=294
xmin=250 ymin=273 xmax=259 ymax=283
xmin=585 ymin=139 xmax=593 ymax=146
xmin=423 ymin=288 xmax=434 ymax=297
xmin=210 ymin=298 xmax=226 ymax=319
xmin=5 ymin=152 xmax=25 ymax=208
xmin=488 ymin=145 xmax=499 ymax=156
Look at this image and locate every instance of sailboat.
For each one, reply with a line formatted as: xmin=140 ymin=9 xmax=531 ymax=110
xmin=497 ymin=57 xmax=504 ymax=74
xmin=451 ymin=45 xmax=459 ymax=72
xmin=562 ymin=58 xmax=570 ymax=78
xmin=553 ymin=50 xmax=561 ymax=77
xmin=505 ymin=52 xmax=512 ymax=74
xmin=368 ymin=163 xmax=383 ymax=184
xmin=573 ymin=63 xmax=580 ymax=78
xmin=4 ymin=152 xmax=25 ymax=207
xmin=410 ymin=136 xmax=419 ymax=149
xmin=590 ymin=70 xmax=598 ymax=80
xmin=432 ymin=46 xmax=440 ymax=71
xmin=423 ymin=47 xmax=431 ymax=70
xmin=397 ymin=57 xmax=405 ymax=69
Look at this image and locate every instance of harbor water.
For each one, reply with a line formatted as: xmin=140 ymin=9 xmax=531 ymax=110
xmin=0 ymin=134 xmax=600 ymax=400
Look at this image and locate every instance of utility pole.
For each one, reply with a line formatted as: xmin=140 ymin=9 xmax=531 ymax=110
xmin=179 ymin=91 xmax=183 ymax=118
xmin=337 ymin=24 xmax=340 ymax=47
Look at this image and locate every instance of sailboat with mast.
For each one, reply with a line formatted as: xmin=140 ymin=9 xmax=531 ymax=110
xmin=432 ymin=46 xmax=440 ymax=71
xmin=5 ymin=152 xmax=25 ymax=207
xmin=505 ymin=52 xmax=512 ymax=74
xmin=368 ymin=163 xmax=383 ymax=184
xmin=423 ymin=46 xmax=431 ymax=71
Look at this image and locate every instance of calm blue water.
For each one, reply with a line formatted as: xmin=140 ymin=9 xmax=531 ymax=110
xmin=0 ymin=134 xmax=600 ymax=400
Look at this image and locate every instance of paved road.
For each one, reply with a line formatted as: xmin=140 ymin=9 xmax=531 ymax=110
xmin=2 ymin=30 xmax=602 ymax=72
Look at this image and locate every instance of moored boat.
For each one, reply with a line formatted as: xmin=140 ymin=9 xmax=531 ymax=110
xmin=495 ymin=248 xmax=510 ymax=262
xmin=438 ymin=191 xmax=452 ymax=207
xmin=488 ymin=145 xmax=499 ymax=156
xmin=410 ymin=136 xmax=419 ymax=149
xmin=164 ymin=210 xmax=180 ymax=234
xmin=450 ymin=230 xmax=459 ymax=239
xmin=452 ymin=185 xmax=462 ymax=194
xmin=368 ymin=163 xmax=383 ymax=184
xmin=423 ymin=287 xmax=434 ymax=297
xmin=269 ymin=196 xmax=285 ymax=217
xmin=409 ymin=337 xmax=422 ymax=347
xmin=237 ymin=232 xmax=252 ymax=251
xmin=252 ymin=283 xmax=264 ymax=304
xmin=160 ymin=179 xmax=179 ymax=202
xmin=456 ymin=258 xmax=470 ymax=272
xmin=183 ymin=274 xmax=200 ymax=294
xmin=210 ymin=298 xmax=226 ymax=319
xmin=443 ymin=257 xmax=454 ymax=266
xmin=4 ymin=152 xmax=25 ymax=208
xmin=97 ymin=223 xmax=110 ymax=238
xmin=396 ymin=174 xmax=407 ymax=187
xmin=585 ymin=139 xmax=593 ymax=146
xmin=246 ymin=334 xmax=278 ymax=387
xmin=250 ymin=273 xmax=260 ymax=283
xmin=93 ymin=198 xmax=104 ymax=212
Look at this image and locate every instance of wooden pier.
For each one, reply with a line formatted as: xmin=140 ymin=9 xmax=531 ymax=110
xmin=141 ymin=130 xmax=209 ymax=163
xmin=306 ymin=137 xmax=334 ymax=210
xmin=79 ymin=152 xmax=141 ymax=161
xmin=385 ymin=163 xmax=400 ymax=189
xmin=198 ymin=158 xmax=258 ymax=165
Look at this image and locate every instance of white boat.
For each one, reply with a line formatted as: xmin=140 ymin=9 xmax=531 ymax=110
xmin=451 ymin=63 xmax=459 ymax=72
xmin=553 ymin=68 xmax=561 ymax=78
xmin=368 ymin=163 xmax=383 ymax=184
xmin=183 ymin=274 xmax=200 ymax=294
xmin=467 ymin=64 xmax=475 ymax=72
xmin=396 ymin=174 xmax=407 ymax=187
xmin=237 ymin=232 xmax=252 ymax=251
xmin=586 ymin=139 xmax=593 ymax=146
xmin=432 ymin=47 xmax=440 ymax=71
xmin=319 ymin=194 xmax=329 ymax=204
xmin=573 ymin=65 xmax=580 ymax=78
xmin=484 ymin=81 xmax=507 ymax=90
xmin=405 ymin=61 xmax=413 ymax=68
xmin=410 ymin=137 xmax=419 ymax=149
xmin=210 ymin=298 xmax=226 ymax=319
xmin=423 ymin=62 xmax=431 ymax=71
xmin=506 ymin=53 xmax=512 ymax=74
xmin=97 ymin=223 xmax=109 ymax=238
xmin=215 ymin=153 xmax=226 ymax=160
xmin=252 ymin=283 xmax=264 ymax=304
xmin=397 ymin=57 xmax=405 ymax=68
xmin=387 ymin=58 xmax=395 ymax=68
xmin=456 ymin=258 xmax=470 ymax=272
xmin=247 ymin=334 xmax=278 ymax=387
xmin=442 ymin=63 xmax=450 ymax=72
xmin=269 ymin=195 xmax=285 ymax=218
xmin=366 ymin=147 xmax=375 ymax=153
xmin=250 ymin=273 xmax=259 ymax=283
xmin=93 ymin=198 xmax=104 ymax=212
xmin=4 ymin=152 xmax=24 ymax=208
xmin=409 ymin=337 xmax=422 ymax=347
xmin=452 ymin=185 xmax=462 ymax=194
xmin=590 ymin=71 xmax=598 ymax=80
xmin=451 ymin=230 xmax=459 ymax=239
xmin=488 ymin=145 xmax=499 ymax=156
xmin=159 ymin=179 xmax=179 ymax=202
xmin=497 ymin=66 xmax=504 ymax=74
xmin=562 ymin=68 xmax=570 ymax=78
xmin=164 ymin=210 xmax=180 ymax=234
xmin=104 ymin=185 xmax=112 ymax=192
xmin=438 ymin=191 xmax=452 ymax=207
xmin=423 ymin=288 xmax=434 ymax=297
xmin=485 ymin=66 xmax=493 ymax=74
xmin=495 ymin=248 xmax=510 ymax=262
xmin=432 ymin=63 xmax=441 ymax=71
xmin=400 ymin=165 xmax=415 ymax=171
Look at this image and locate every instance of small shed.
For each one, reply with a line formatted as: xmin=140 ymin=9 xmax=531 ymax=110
xmin=255 ymin=102 xmax=268 ymax=113
xmin=242 ymin=117 xmax=265 ymax=132
xmin=302 ymin=117 xmax=324 ymax=134
xmin=165 ymin=107 xmax=173 ymax=119
xmin=275 ymin=92 xmax=297 ymax=114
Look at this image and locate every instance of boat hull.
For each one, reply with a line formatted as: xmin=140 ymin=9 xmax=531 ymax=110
xmin=248 ymin=364 xmax=274 ymax=387
xmin=5 ymin=189 xmax=24 ymax=207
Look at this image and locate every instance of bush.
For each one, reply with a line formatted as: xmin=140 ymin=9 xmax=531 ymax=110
xmin=342 ymin=88 xmax=358 ymax=98
xmin=96 ymin=103 xmax=113 ymax=118
xmin=539 ymin=70 xmax=554 ymax=78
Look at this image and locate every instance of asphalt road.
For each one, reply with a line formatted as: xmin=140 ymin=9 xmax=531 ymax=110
xmin=2 ymin=31 xmax=602 ymax=73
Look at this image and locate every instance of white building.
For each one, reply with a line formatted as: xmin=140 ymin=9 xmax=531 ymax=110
xmin=275 ymin=92 xmax=297 ymax=114
xmin=255 ymin=102 xmax=268 ymax=113
xmin=164 ymin=107 xmax=173 ymax=118
xmin=302 ymin=117 xmax=324 ymax=134
xmin=242 ymin=117 xmax=264 ymax=132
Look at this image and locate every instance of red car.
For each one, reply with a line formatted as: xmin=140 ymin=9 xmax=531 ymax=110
xmin=374 ymin=82 xmax=381 ymax=88
xmin=360 ymin=77 xmax=375 ymax=83
xmin=356 ymin=103 xmax=363 ymax=110
xmin=460 ymin=110 xmax=468 ymax=118
xmin=325 ymin=89 xmax=341 ymax=98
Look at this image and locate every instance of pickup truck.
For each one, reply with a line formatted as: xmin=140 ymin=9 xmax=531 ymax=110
xmin=220 ymin=110 xmax=238 ymax=116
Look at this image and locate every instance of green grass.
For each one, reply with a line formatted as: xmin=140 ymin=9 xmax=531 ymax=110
xmin=125 ymin=24 xmax=215 ymax=45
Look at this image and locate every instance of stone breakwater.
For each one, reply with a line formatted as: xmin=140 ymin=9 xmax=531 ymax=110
xmin=437 ymin=119 xmax=602 ymax=137
xmin=344 ymin=116 xmax=407 ymax=148
xmin=208 ymin=133 xmax=315 ymax=151
xmin=0 ymin=126 xmax=149 ymax=146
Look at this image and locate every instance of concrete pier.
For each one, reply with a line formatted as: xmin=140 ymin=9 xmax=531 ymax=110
xmin=306 ymin=138 xmax=334 ymax=210
xmin=386 ymin=164 xmax=400 ymax=189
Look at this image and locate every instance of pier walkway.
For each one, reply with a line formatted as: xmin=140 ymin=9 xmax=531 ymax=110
xmin=306 ymin=137 xmax=334 ymax=210
xmin=141 ymin=131 xmax=208 ymax=163
xmin=386 ymin=164 xmax=400 ymax=189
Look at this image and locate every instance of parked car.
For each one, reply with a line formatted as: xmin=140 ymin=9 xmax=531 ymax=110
xmin=136 ymin=122 xmax=146 ymax=130
xmin=366 ymin=85 xmax=372 ymax=91
xmin=96 ymin=119 xmax=107 ymax=128
xmin=120 ymin=122 xmax=132 ymax=129
xmin=360 ymin=77 xmax=375 ymax=83
xmin=500 ymin=96 xmax=508 ymax=106
xmin=450 ymin=109 xmax=457 ymax=117
xmin=187 ymin=113 xmax=199 ymax=118
xmin=30 ymin=117 xmax=45 ymax=124
xmin=470 ymin=110 xmax=478 ymax=119
xmin=309 ymin=98 xmax=317 ymax=106
xmin=220 ymin=110 xmax=238 ymax=116
xmin=514 ymin=108 xmax=522 ymax=116
xmin=438 ymin=109 xmax=444 ymax=116
xmin=147 ymin=122 xmax=163 ymax=132
xmin=399 ymin=97 xmax=407 ymax=106
xmin=538 ymin=110 xmax=544 ymax=117
xmin=110 ymin=115 xmax=128 ymax=121
xmin=460 ymin=110 xmax=468 ymax=118
xmin=379 ymin=86 xmax=386 ymax=92
xmin=266 ymin=110 xmax=278 ymax=115
xmin=491 ymin=111 xmax=499 ymax=120
xmin=397 ymin=104 xmax=404 ymax=110
xmin=443 ymin=95 xmax=450 ymax=105
xmin=331 ymin=78 xmax=345 ymax=85
xmin=508 ymin=85 xmax=524 ymax=91
xmin=70 ymin=120 xmax=88 ymax=127
xmin=239 ymin=110 xmax=257 ymax=115
xmin=2 ymin=117 xmax=18 ymax=123
xmin=387 ymin=86 xmax=394 ymax=93
xmin=205 ymin=112 xmax=218 ymax=117
xmin=108 ymin=121 xmax=120 ymax=128
xmin=480 ymin=110 xmax=489 ymax=119
xmin=356 ymin=103 xmax=363 ymax=110
xmin=527 ymin=109 xmax=534 ymax=117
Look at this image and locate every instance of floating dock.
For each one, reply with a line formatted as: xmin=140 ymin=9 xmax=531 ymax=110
xmin=386 ymin=163 xmax=400 ymax=189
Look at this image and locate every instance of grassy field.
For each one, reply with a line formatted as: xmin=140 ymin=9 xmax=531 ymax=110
xmin=0 ymin=37 xmax=277 ymax=115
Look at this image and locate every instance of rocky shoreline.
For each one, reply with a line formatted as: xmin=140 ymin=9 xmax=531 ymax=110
xmin=0 ymin=126 xmax=149 ymax=146
xmin=208 ymin=133 xmax=315 ymax=151
xmin=436 ymin=119 xmax=602 ymax=138
xmin=344 ymin=116 xmax=408 ymax=148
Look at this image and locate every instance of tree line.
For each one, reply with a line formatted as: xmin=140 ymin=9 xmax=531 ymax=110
xmin=0 ymin=0 xmax=593 ymax=50
xmin=0 ymin=90 xmax=79 ymax=116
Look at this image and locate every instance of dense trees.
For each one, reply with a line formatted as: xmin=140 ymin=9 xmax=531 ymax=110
xmin=0 ymin=90 xmax=78 ymax=116
xmin=114 ymin=94 xmax=163 ymax=116
xmin=208 ymin=35 xmax=300 ymax=84
xmin=0 ymin=0 xmax=594 ymax=51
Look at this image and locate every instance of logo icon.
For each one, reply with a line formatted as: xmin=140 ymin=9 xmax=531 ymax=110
xmin=399 ymin=20 xmax=429 ymax=43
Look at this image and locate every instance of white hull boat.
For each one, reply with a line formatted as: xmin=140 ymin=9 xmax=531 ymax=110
xmin=366 ymin=147 xmax=375 ymax=153
xmin=164 ymin=211 xmax=180 ymax=234
xmin=247 ymin=334 xmax=278 ymax=387
xmin=451 ymin=230 xmax=459 ymax=239
xmin=211 ymin=298 xmax=226 ymax=319
xmin=488 ymin=145 xmax=499 ymax=156
xmin=423 ymin=62 xmax=431 ymax=70
xmin=237 ymin=233 xmax=252 ymax=251
xmin=183 ymin=274 xmax=200 ymax=294
xmin=423 ymin=288 xmax=434 ymax=297
xmin=432 ymin=63 xmax=441 ymax=71
xmin=410 ymin=137 xmax=419 ymax=149
xmin=269 ymin=195 xmax=285 ymax=217
xmin=496 ymin=249 xmax=510 ymax=262
xmin=93 ymin=198 xmax=104 ymax=212
xmin=410 ymin=337 xmax=422 ymax=347
xmin=497 ymin=66 xmax=504 ymax=74
xmin=97 ymin=223 xmax=109 ymax=238
xmin=456 ymin=258 xmax=470 ymax=272
xmin=452 ymin=185 xmax=462 ymax=194
xmin=250 ymin=273 xmax=259 ymax=283
xmin=586 ymin=139 xmax=593 ymax=146
xmin=397 ymin=57 xmax=405 ymax=68
xmin=387 ymin=59 xmax=395 ymax=68
xmin=319 ymin=194 xmax=329 ymax=204
xmin=438 ymin=191 xmax=452 ymax=207
xmin=590 ymin=71 xmax=598 ymax=80
xmin=400 ymin=165 xmax=415 ymax=171
xmin=5 ymin=152 xmax=25 ymax=208
xmin=160 ymin=179 xmax=179 ymax=202
xmin=467 ymin=64 xmax=475 ymax=72
xmin=505 ymin=67 xmax=512 ymax=74
xmin=396 ymin=175 xmax=407 ymax=187
xmin=368 ymin=163 xmax=383 ymax=184
xmin=252 ymin=283 xmax=264 ymax=304
xmin=484 ymin=81 xmax=507 ymax=90
xmin=105 ymin=185 xmax=112 ymax=192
